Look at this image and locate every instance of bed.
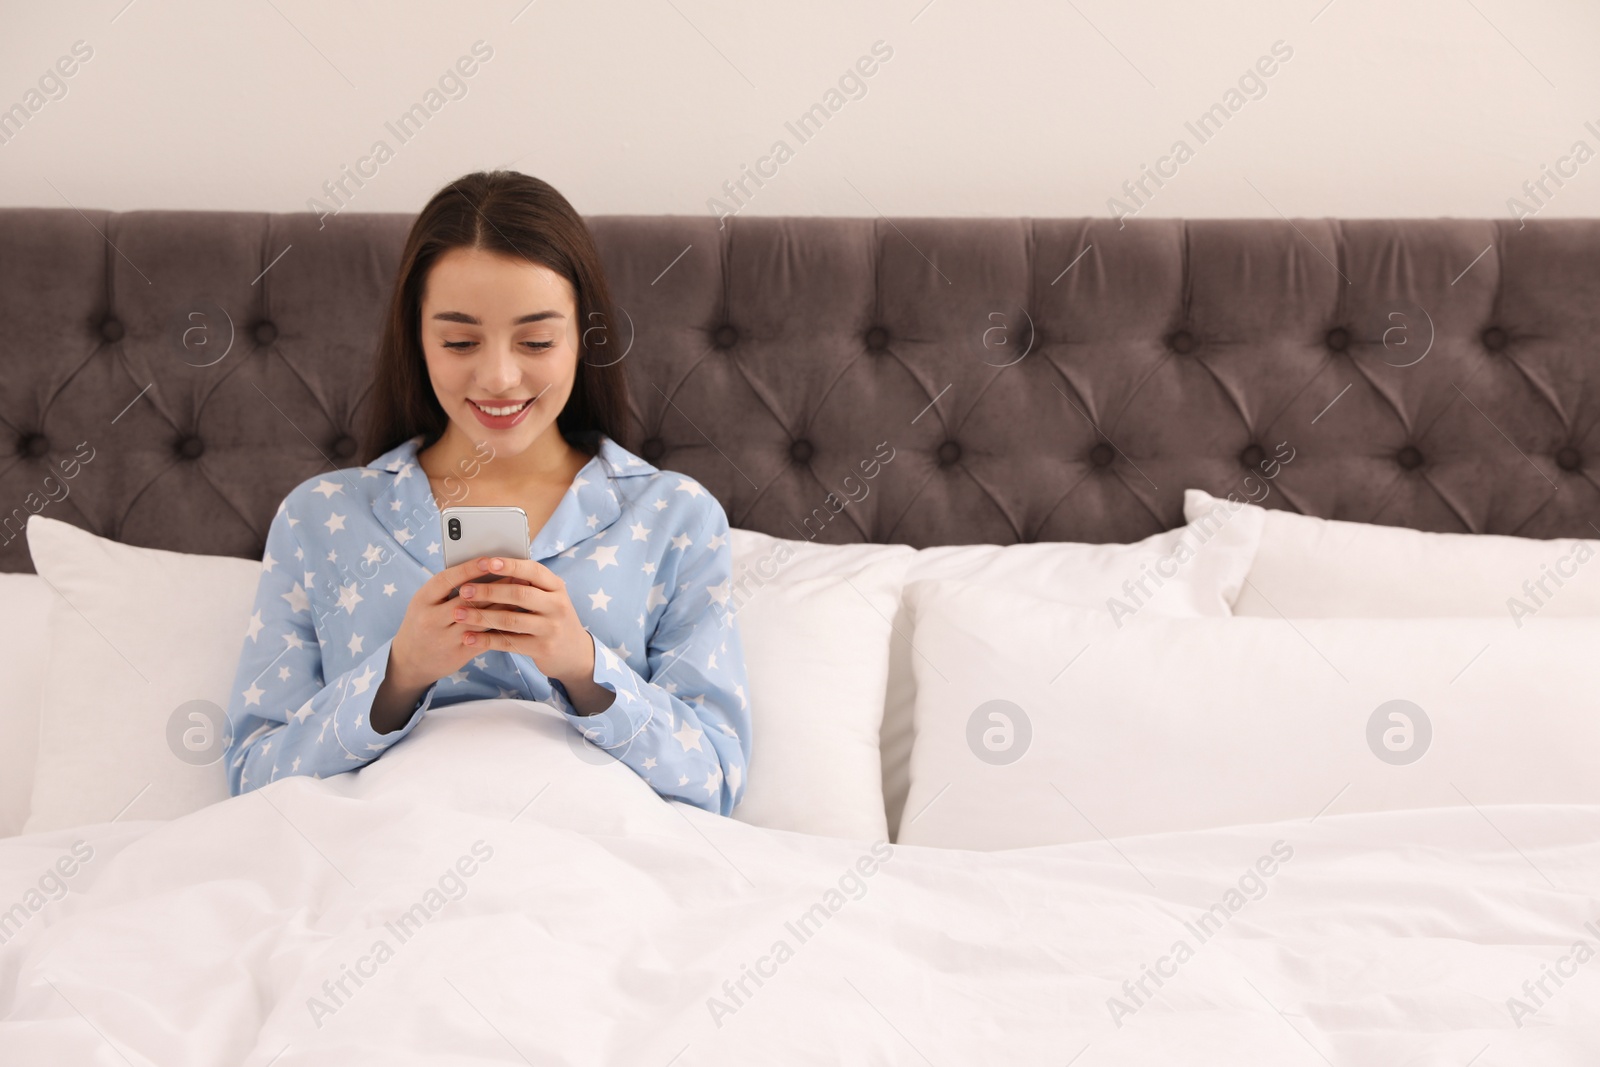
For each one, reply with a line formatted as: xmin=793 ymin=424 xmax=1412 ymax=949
xmin=3 ymin=209 xmax=1599 ymax=1064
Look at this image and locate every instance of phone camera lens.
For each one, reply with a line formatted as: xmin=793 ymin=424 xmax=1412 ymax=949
xmin=448 ymin=517 xmax=460 ymax=540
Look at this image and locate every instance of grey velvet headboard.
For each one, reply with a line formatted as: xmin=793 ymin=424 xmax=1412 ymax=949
xmin=3 ymin=210 xmax=1599 ymax=573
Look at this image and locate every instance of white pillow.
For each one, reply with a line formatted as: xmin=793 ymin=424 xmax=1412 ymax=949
xmin=25 ymin=516 xmax=259 ymax=832
xmin=898 ymin=577 xmax=1600 ymax=850
xmin=880 ymin=504 xmax=1266 ymax=838
xmin=728 ymin=528 xmax=913 ymax=840
xmin=23 ymin=515 xmax=909 ymax=839
xmin=0 ymin=573 xmax=52 ymax=836
xmin=1184 ymin=488 xmax=1600 ymax=618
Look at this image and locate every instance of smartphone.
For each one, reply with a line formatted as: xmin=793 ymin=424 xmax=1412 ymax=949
xmin=441 ymin=505 xmax=530 ymax=600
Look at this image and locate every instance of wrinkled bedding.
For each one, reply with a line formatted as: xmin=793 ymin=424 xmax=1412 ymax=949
xmin=2 ymin=699 xmax=1597 ymax=1065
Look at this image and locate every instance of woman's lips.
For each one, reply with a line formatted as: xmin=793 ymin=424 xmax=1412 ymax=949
xmin=467 ymin=397 xmax=533 ymax=429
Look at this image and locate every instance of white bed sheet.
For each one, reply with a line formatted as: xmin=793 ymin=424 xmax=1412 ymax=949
xmin=1 ymin=699 xmax=1596 ymax=1065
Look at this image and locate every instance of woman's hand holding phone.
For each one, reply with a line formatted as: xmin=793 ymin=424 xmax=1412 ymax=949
xmin=370 ymin=556 xmax=599 ymax=733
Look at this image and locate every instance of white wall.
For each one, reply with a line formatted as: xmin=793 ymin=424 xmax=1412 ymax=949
xmin=2 ymin=0 xmax=1598 ymax=224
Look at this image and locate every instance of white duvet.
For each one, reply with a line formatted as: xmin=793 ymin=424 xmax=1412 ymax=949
xmin=2 ymin=700 xmax=1598 ymax=1065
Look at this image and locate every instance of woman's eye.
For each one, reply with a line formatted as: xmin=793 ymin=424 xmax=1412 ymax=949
xmin=523 ymin=340 xmax=555 ymax=351
xmin=442 ymin=340 xmax=474 ymax=350
xmin=439 ymin=340 xmax=555 ymax=351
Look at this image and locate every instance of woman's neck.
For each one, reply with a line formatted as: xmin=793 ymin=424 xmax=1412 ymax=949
xmin=419 ymin=422 xmax=589 ymax=494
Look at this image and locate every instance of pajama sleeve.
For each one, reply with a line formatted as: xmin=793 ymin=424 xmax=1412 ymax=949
xmin=544 ymin=499 xmax=752 ymax=816
xmin=223 ymin=495 xmax=440 ymax=796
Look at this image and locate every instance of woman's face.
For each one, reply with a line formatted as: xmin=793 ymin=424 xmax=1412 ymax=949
xmin=418 ymin=246 xmax=581 ymax=459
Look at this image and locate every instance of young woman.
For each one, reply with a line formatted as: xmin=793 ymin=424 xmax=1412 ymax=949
xmin=223 ymin=171 xmax=750 ymax=816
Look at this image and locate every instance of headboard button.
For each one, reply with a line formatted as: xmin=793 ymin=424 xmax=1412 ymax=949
xmin=331 ymin=434 xmax=357 ymax=460
xmin=789 ymin=439 xmax=814 ymax=464
xmin=254 ymin=321 xmax=279 ymax=345
xmin=1557 ymin=446 xmax=1582 ymax=471
xmin=937 ymin=440 xmax=962 ymax=466
xmin=100 ymin=318 xmax=124 ymax=342
xmin=1397 ymin=445 xmax=1423 ymax=470
xmin=714 ymin=324 xmax=739 ymax=349
xmin=641 ymin=437 xmax=665 ymax=462
xmin=1168 ymin=330 xmax=1196 ymax=354
xmin=865 ymin=326 xmax=889 ymax=351
xmin=1481 ymin=326 xmax=1508 ymax=351
xmin=19 ymin=433 xmax=48 ymax=458
xmin=177 ymin=435 xmax=205 ymax=459
xmin=1089 ymin=442 xmax=1114 ymax=468
xmin=1325 ymin=327 xmax=1350 ymax=352
xmin=1240 ymin=443 xmax=1266 ymax=470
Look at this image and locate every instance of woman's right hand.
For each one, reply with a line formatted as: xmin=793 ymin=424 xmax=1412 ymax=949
xmin=371 ymin=558 xmax=531 ymax=732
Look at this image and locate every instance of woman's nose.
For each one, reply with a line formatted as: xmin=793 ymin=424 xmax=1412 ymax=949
xmin=478 ymin=339 xmax=521 ymax=391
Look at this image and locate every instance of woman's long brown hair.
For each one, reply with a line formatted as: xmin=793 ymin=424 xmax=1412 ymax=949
xmin=361 ymin=170 xmax=633 ymax=463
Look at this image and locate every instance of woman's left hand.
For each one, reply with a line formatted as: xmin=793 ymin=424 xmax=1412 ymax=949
xmin=451 ymin=556 xmax=594 ymax=686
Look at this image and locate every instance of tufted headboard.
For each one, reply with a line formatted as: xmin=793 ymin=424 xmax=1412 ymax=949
xmin=3 ymin=210 xmax=1599 ymax=572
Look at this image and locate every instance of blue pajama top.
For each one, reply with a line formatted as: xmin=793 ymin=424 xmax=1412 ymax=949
xmin=222 ymin=433 xmax=751 ymax=815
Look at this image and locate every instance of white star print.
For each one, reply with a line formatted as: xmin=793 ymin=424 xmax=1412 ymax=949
xmin=646 ymin=583 xmax=668 ymax=612
xmin=284 ymin=632 xmax=306 ymax=651
xmin=246 ymin=611 xmax=263 ymax=641
xmin=707 ymin=531 xmax=726 ymax=550
xmin=350 ymin=665 xmax=376 ymax=694
xmin=396 ymin=527 xmax=414 ymax=544
xmin=630 ymin=521 xmax=651 ymax=541
xmin=312 ymin=479 xmax=343 ymax=498
xmin=327 ymin=549 xmax=338 ymax=563
xmin=678 ymin=775 xmax=690 ymax=786
xmin=589 ymin=588 xmax=612 ymax=611
xmin=727 ymin=764 xmax=742 ymax=793
xmin=702 ymin=767 xmax=723 ymax=797
xmin=707 ymin=651 xmax=718 ymax=670
xmin=670 ymin=532 xmax=692 ymax=551
xmin=324 ymin=512 xmax=346 ymax=534
xmin=474 ymin=656 xmax=488 ymax=669
xmin=281 ymin=583 xmax=310 ymax=613
xmin=676 ymin=479 xmax=705 ymax=498
xmin=707 ymin=580 xmax=731 ymax=607
xmin=426 ymin=541 xmax=440 ymax=555
xmin=348 ymin=633 xmax=364 ymax=655
xmin=389 ymin=500 xmax=403 ymax=512
xmin=653 ymin=498 xmax=668 ymax=511
xmin=673 ymin=719 xmax=704 ymax=752
xmin=262 ymin=551 xmax=277 ymax=573
xmin=643 ymin=757 xmax=657 ymax=769
xmin=242 ymin=682 xmax=264 ymax=706
xmin=383 ymin=583 xmax=397 ymax=596
xmin=278 ymin=666 xmax=292 ymax=681
xmin=585 ymin=513 xmax=599 ymax=530
xmin=642 ymin=561 xmax=656 ymax=575
xmin=588 ymin=545 xmax=619 ymax=570
xmin=363 ymin=543 xmax=384 ymax=566
xmin=337 ymin=583 xmax=363 ymax=614
xmin=445 ymin=669 xmax=468 ymax=685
